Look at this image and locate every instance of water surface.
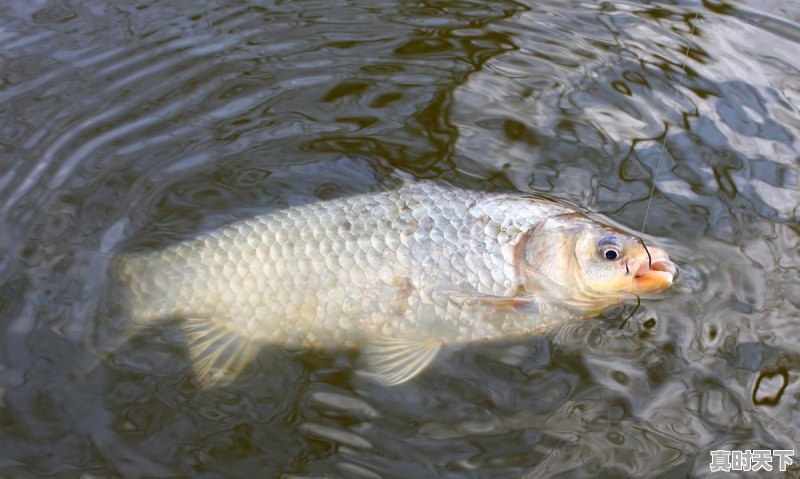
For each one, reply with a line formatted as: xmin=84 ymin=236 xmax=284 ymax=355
xmin=0 ymin=0 xmax=799 ymax=477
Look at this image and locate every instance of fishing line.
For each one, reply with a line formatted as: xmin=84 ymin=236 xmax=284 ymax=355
xmin=621 ymin=11 xmax=697 ymax=330
xmin=640 ymin=11 xmax=699 ymax=236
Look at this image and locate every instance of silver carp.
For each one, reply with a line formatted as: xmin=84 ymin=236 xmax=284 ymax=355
xmin=114 ymin=182 xmax=676 ymax=385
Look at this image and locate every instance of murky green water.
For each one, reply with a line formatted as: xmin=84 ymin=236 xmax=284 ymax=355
xmin=1 ymin=1 xmax=799 ymax=477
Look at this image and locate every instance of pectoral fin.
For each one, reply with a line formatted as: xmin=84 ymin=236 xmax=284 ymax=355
xmin=182 ymin=317 xmax=260 ymax=388
xmin=363 ymin=336 xmax=442 ymax=385
xmin=438 ymin=284 xmax=535 ymax=309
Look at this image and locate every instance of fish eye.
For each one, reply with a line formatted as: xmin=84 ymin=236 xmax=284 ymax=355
xmin=597 ymin=236 xmax=623 ymax=261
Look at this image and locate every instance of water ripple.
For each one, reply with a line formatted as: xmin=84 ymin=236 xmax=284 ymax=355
xmin=0 ymin=0 xmax=798 ymax=477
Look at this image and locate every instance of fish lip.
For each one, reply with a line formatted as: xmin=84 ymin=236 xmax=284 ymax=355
xmin=633 ymin=255 xmax=677 ymax=291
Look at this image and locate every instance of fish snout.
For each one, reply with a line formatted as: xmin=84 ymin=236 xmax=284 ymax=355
xmin=632 ymin=248 xmax=677 ymax=293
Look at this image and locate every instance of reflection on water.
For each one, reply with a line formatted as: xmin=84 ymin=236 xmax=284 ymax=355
xmin=0 ymin=0 xmax=798 ymax=477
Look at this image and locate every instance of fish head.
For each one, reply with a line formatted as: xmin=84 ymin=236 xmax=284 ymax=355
xmin=523 ymin=213 xmax=677 ymax=313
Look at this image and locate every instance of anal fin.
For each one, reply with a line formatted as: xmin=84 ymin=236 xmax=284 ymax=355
xmin=363 ymin=336 xmax=442 ymax=386
xmin=182 ymin=317 xmax=260 ymax=388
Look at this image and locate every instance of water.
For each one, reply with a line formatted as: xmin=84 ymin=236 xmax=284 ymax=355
xmin=0 ymin=1 xmax=798 ymax=477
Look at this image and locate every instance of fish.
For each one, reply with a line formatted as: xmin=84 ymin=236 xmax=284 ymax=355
xmin=112 ymin=181 xmax=677 ymax=386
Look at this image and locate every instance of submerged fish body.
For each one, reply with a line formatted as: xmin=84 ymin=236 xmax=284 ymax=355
xmin=114 ymin=182 xmax=676 ymax=385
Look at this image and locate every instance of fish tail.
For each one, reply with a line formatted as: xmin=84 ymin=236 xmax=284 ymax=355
xmin=111 ymin=252 xmax=177 ymax=324
xmin=71 ymin=252 xmax=175 ymax=387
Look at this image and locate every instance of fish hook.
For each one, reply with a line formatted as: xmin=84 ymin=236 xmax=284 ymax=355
xmin=640 ymin=237 xmax=652 ymax=269
xmin=619 ymin=294 xmax=641 ymax=330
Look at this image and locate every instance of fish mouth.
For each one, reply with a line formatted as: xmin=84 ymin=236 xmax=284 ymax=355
xmin=633 ymin=251 xmax=677 ymax=293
